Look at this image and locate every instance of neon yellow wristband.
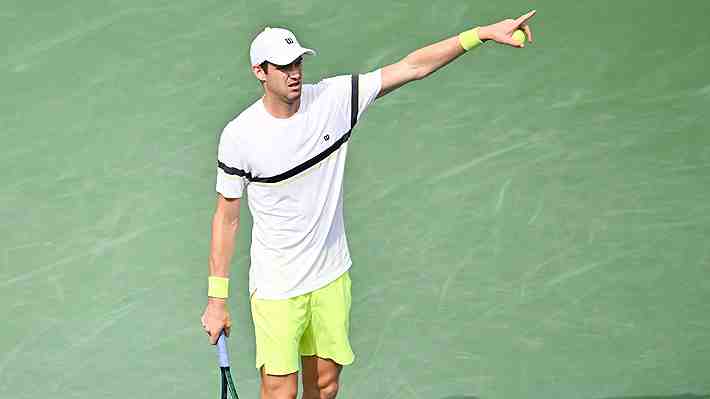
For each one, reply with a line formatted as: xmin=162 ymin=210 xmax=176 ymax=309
xmin=459 ymin=27 xmax=483 ymax=51
xmin=208 ymin=276 xmax=229 ymax=298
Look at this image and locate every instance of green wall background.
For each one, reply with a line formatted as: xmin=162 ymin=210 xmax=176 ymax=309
xmin=2 ymin=1 xmax=709 ymax=398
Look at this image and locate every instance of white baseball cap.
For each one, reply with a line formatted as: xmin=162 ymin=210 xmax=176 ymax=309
xmin=249 ymin=27 xmax=316 ymax=66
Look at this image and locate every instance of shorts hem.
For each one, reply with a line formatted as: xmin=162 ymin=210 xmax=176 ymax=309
xmin=255 ymin=353 xmax=355 ymax=375
xmin=299 ymin=351 xmax=355 ymax=367
xmin=255 ymin=361 xmax=300 ymax=376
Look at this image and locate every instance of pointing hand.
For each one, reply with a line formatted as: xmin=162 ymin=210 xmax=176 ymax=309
xmin=479 ymin=10 xmax=537 ymax=48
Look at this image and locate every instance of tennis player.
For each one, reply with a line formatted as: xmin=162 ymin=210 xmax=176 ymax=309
xmin=202 ymin=11 xmax=536 ymax=399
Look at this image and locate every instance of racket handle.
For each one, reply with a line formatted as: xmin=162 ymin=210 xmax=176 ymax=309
xmin=216 ymin=332 xmax=230 ymax=368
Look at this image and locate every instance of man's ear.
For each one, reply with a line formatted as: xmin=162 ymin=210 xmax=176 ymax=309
xmin=252 ymin=64 xmax=267 ymax=83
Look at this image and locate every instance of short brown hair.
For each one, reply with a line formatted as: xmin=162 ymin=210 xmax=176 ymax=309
xmin=259 ymin=60 xmax=270 ymax=74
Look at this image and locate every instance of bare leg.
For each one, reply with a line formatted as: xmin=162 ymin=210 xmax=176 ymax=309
xmin=301 ymin=356 xmax=342 ymax=399
xmin=260 ymin=367 xmax=298 ymax=399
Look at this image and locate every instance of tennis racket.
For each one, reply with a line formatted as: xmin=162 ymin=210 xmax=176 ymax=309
xmin=216 ymin=333 xmax=240 ymax=399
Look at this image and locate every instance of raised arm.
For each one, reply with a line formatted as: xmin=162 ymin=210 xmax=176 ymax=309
xmin=201 ymin=194 xmax=241 ymax=344
xmin=378 ymin=10 xmax=536 ymax=98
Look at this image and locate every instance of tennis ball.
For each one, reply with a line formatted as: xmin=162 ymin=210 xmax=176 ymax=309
xmin=512 ymin=29 xmax=527 ymax=46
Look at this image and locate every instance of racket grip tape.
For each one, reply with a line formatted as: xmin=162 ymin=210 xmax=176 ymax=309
xmin=216 ymin=332 xmax=230 ymax=368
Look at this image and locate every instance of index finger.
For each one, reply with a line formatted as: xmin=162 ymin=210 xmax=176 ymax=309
xmin=515 ymin=10 xmax=537 ymax=27
xmin=209 ymin=327 xmax=221 ymax=345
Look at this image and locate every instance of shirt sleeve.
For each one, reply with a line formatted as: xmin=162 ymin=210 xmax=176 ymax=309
xmin=354 ymin=69 xmax=382 ymax=121
xmin=215 ymin=127 xmax=247 ymax=199
xmin=318 ymin=70 xmax=382 ymax=130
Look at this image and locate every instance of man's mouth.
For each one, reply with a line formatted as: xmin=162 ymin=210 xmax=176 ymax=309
xmin=287 ymin=81 xmax=300 ymax=88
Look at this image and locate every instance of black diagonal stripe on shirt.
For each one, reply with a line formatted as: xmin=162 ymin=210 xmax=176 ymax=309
xmin=250 ymin=130 xmax=351 ymax=183
xmin=217 ymin=160 xmax=253 ymax=180
xmin=351 ymin=72 xmax=359 ymax=130
xmin=218 ymin=74 xmax=361 ymax=184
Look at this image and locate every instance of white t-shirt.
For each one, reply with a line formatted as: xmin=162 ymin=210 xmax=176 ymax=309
xmin=216 ymin=70 xmax=382 ymax=299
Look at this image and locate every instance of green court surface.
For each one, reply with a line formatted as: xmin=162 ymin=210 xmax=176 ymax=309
xmin=2 ymin=1 xmax=709 ymax=398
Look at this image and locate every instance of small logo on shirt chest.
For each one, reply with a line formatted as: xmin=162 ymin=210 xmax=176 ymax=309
xmin=323 ymin=134 xmax=330 ymax=142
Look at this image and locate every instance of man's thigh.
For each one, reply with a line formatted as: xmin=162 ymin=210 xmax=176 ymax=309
xmin=299 ymin=271 xmax=355 ymax=366
xmin=251 ymin=294 xmax=310 ymax=375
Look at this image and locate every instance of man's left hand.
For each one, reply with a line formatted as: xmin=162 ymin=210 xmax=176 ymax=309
xmin=479 ymin=10 xmax=537 ymax=48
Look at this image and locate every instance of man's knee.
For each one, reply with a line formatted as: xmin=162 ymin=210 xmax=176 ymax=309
xmin=318 ymin=379 xmax=339 ymax=399
xmin=261 ymin=370 xmax=297 ymax=399
xmin=262 ymin=382 xmax=297 ymax=399
xmin=302 ymin=378 xmax=338 ymax=399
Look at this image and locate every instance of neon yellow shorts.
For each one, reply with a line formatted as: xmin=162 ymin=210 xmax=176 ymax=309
xmin=250 ymin=271 xmax=354 ymax=375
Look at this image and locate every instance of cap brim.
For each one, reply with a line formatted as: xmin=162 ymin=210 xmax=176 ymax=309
xmin=268 ymin=47 xmax=316 ymax=66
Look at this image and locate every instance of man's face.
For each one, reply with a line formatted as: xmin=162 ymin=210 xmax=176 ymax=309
xmin=257 ymin=57 xmax=303 ymax=103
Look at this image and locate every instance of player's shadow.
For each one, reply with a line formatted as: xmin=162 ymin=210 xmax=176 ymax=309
xmin=441 ymin=394 xmax=709 ymax=399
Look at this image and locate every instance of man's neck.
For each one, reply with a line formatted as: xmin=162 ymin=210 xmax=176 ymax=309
xmin=262 ymin=91 xmax=300 ymax=119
